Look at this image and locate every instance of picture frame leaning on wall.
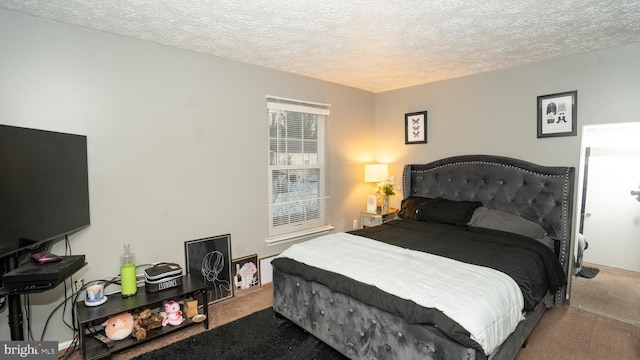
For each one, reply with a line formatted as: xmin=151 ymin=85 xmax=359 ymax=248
xmin=185 ymin=234 xmax=233 ymax=305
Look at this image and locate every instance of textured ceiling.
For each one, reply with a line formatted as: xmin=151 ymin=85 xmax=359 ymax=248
xmin=2 ymin=1 xmax=640 ymax=93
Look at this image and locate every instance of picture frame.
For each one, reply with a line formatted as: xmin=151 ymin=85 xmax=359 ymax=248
xmin=258 ymin=253 xmax=279 ymax=285
xmin=184 ymin=234 xmax=233 ymax=305
xmin=537 ymin=91 xmax=577 ymax=138
xmin=232 ymin=254 xmax=260 ymax=294
xmin=405 ymin=111 xmax=428 ymax=144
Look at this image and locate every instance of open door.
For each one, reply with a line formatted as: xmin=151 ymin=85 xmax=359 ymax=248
xmin=579 ymin=124 xmax=640 ymax=272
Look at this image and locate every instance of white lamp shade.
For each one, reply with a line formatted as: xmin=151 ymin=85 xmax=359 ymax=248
xmin=364 ymin=164 xmax=389 ymax=182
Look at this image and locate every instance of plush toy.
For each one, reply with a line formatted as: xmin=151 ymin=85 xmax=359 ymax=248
xmin=131 ymin=308 xmax=164 ymax=340
xmin=102 ymin=312 xmax=134 ymax=341
xmin=162 ymin=300 xmax=185 ymax=326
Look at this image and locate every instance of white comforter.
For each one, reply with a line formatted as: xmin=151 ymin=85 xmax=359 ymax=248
xmin=277 ymin=232 xmax=524 ymax=354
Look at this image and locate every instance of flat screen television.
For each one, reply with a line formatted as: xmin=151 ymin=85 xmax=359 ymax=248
xmin=0 ymin=124 xmax=90 ymax=265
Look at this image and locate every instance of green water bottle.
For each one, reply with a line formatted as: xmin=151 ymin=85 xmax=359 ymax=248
xmin=120 ymin=244 xmax=137 ymax=297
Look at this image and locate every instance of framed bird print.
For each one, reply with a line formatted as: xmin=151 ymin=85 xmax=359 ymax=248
xmin=405 ymin=111 xmax=428 ymax=144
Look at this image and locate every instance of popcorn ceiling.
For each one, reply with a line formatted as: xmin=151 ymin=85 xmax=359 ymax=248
xmin=2 ymin=0 xmax=640 ymax=93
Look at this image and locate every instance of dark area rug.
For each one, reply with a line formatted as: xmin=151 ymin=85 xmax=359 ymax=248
xmin=134 ymin=308 xmax=346 ymax=360
xmin=577 ymin=266 xmax=600 ymax=279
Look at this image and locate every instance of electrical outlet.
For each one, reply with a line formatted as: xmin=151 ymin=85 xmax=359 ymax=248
xmin=353 ymin=219 xmax=358 ymax=229
xmin=75 ymin=278 xmax=84 ymax=292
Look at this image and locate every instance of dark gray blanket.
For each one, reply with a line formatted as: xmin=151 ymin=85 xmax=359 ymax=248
xmin=350 ymin=219 xmax=566 ymax=310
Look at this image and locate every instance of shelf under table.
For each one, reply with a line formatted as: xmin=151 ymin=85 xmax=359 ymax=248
xmin=76 ymin=275 xmax=208 ymax=360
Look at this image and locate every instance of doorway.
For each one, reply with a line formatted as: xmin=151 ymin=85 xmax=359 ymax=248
xmin=577 ymin=123 xmax=640 ymax=272
xmin=571 ymin=122 xmax=640 ymax=326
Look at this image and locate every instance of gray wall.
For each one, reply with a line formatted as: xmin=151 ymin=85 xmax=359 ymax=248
xmin=374 ymin=42 xmax=640 ymax=210
xmin=0 ymin=10 xmax=375 ymax=342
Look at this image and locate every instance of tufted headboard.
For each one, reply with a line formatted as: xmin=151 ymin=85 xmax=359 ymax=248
xmin=402 ymin=155 xmax=575 ymax=306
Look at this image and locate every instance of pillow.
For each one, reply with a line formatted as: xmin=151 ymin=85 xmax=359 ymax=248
xmin=467 ymin=207 xmax=554 ymax=249
xmin=538 ymin=235 xmax=555 ymax=251
xmin=416 ymin=197 xmax=483 ymax=226
xmin=398 ymin=197 xmax=432 ymax=220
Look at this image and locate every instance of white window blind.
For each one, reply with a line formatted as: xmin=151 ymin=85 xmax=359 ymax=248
xmin=266 ymin=96 xmax=332 ymax=245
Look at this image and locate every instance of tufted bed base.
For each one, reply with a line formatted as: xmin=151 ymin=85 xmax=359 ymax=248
xmin=272 ymin=155 xmax=575 ymax=360
xmin=273 ymin=266 xmax=551 ymax=360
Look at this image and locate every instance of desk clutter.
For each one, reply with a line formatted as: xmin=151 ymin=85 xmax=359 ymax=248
xmin=144 ymin=262 xmax=183 ymax=292
xmin=100 ymin=297 xmax=200 ymax=341
xmin=102 ymin=307 xmax=165 ymax=341
xmin=93 ymin=263 xmax=188 ymax=341
xmin=84 ymin=283 xmax=107 ymax=307
xmin=76 ymin=271 xmax=208 ymax=358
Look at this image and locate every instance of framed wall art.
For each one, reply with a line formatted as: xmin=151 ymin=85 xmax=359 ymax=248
xmin=258 ymin=253 xmax=279 ymax=285
xmin=184 ymin=234 xmax=233 ymax=304
xmin=232 ymin=254 xmax=260 ymax=294
xmin=537 ymin=91 xmax=577 ymax=138
xmin=405 ymin=111 xmax=428 ymax=144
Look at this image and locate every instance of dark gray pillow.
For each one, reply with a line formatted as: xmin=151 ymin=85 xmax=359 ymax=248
xmin=468 ymin=207 xmax=554 ymax=249
xmin=398 ymin=197 xmax=432 ymax=220
xmin=416 ymin=197 xmax=483 ymax=226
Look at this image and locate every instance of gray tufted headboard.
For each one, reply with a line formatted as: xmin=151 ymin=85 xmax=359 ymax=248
xmin=402 ymin=155 xmax=575 ymax=306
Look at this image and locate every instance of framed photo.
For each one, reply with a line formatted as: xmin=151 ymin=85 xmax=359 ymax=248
xmin=405 ymin=111 xmax=428 ymax=144
xmin=184 ymin=234 xmax=233 ymax=304
xmin=258 ymin=253 xmax=279 ymax=285
xmin=232 ymin=254 xmax=260 ymax=294
xmin=537 ymin=91 xmax=577 ymax=138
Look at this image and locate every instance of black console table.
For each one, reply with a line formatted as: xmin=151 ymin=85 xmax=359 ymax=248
xmin=76 ymin=275 xmax=208 ymax=360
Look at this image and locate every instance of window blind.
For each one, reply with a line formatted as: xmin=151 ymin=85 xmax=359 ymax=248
xmin=266 ymin=96 xmax=332 ymax=244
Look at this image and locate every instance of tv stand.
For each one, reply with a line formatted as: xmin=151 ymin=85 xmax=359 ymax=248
xmin=5 ymin=254 xmax=22 ymax=340
xmin=1 ymin=253 xmax=87 ymax=340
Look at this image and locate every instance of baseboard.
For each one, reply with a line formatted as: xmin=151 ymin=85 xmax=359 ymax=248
xmin=58 ymin=338 xmax=76 ymax=351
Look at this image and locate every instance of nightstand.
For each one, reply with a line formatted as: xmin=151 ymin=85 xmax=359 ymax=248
xmin=360 ymin=209 xmax=398 ymax=228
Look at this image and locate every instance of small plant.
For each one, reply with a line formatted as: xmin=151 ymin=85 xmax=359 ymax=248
xmin=375 ymin=177 xmax=400 ymax=196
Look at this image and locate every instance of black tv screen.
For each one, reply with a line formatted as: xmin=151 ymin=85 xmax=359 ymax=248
xmin=0 ymin=124 xmax=90 ymax=261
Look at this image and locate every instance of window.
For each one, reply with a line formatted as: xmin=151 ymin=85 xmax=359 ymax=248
xmin=266 ymin=96 xmax=331 ymax=244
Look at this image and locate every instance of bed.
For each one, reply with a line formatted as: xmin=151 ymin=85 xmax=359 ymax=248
xmin=272 ymin=155 xmax=575 ymax=360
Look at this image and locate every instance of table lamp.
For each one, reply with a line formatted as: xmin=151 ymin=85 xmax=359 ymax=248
xmin=364 ymin=164 xmax=389 ymax=211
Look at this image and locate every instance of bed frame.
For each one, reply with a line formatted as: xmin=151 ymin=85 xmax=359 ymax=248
xmin=273 ymin=155 xmax=575 ymax=360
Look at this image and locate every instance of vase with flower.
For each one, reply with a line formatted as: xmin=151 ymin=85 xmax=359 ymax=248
xmin=375 ymin=177 xmax=400 ymax=213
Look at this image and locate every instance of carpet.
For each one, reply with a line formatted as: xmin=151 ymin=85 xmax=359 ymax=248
xmin=570 ymin=263 xmax=640 ymax=327
xmin=133 ymin=308 xmax=346 ymax=360
xmin=131 ymin=305 xmax=640 ymax=360
xmin=577 ymin=266 xmax=600 ymax=279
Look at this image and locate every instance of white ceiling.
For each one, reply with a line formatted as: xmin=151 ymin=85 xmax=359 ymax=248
xmin=2 ymin=1 xmax=640 ymax=93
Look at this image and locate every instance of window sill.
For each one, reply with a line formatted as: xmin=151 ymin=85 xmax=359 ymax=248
xmin=265 ymin=225 xmax=335 ymax=246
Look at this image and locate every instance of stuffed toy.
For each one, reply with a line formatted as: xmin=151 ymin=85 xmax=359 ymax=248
xmin=102 ymin=312 xmax=134 ymax=341
xmin=162 ymin=300 xmax=185 ymax=326
xmin=131 ymin=308 xmax=164 ymax=340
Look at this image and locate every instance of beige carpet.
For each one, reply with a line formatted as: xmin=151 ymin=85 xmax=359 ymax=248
xmin=570 ymin=262 xmax=640 ymax=326
xmin=515 ymin=306 xmax=640 ymax=360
